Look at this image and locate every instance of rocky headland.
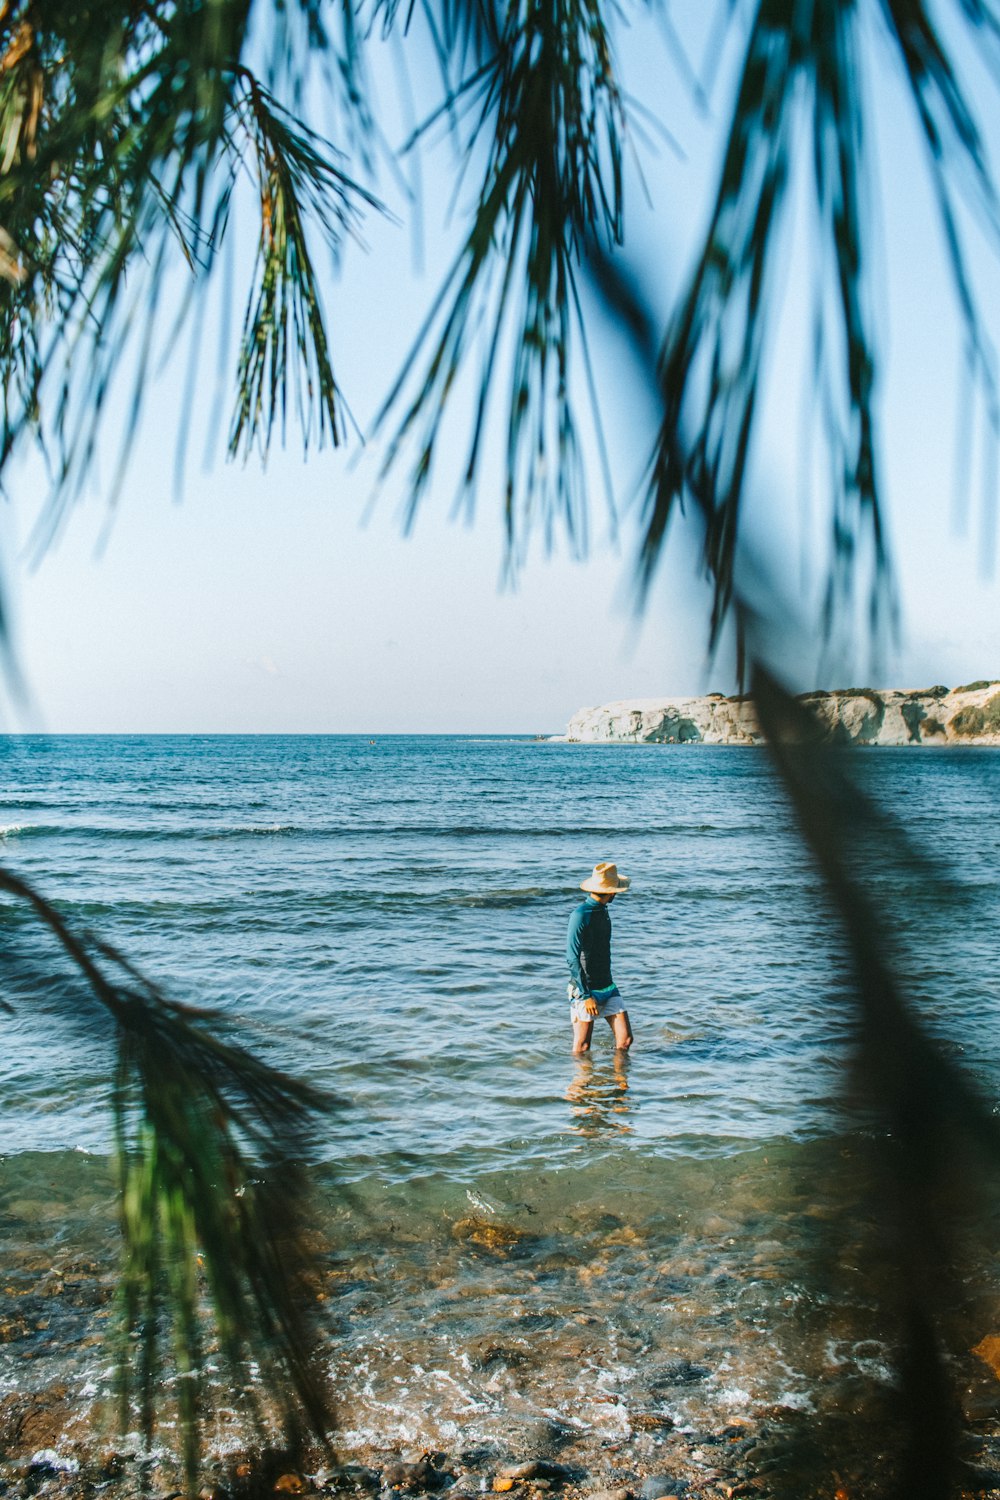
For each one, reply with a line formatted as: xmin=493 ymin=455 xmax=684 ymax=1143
xmin=561 ymin=681 xmax=1000 ymax=746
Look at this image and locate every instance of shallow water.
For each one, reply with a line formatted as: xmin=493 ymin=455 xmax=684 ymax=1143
xmin=2 ymin=736 xmax=1000 ymax=1472
xmin=0 ymin=1135 xmax=908 ymax=1451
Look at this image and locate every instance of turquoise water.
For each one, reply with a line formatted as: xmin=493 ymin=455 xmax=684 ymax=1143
xmin=1 ymin=736 xmax=999 ymax=1457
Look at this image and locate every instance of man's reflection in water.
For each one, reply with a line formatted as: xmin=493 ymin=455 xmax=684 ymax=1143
xmin=565 ymin=1050 xmax=633 ymax=1136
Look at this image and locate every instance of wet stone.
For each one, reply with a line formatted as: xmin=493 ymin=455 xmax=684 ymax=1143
xmin=628 ymin=1415 xmax=675 ymax=1434
xmin=963 ymin=1388 xmax=1000 ymax=1423
xmin=500 ymin=1462 xmax=575 ymax=1483
xmin=0 ymin=1390 xmax=75 ymax=1457
xmin=640 ymin=1478 xmax=688 ymax=1500
xmin=456 ymin=1448 xmax=495 ymax=1471
xmin=523 ymin=1421 xmax=576 ymax=1455
xmin=382 ymin=1459 xmax=455 ymax=1493
xmin=468 ymin=1339 xmax=529 ymax=1370
xmin=960 ymin=1464 xmax=1000 ymax=1490
xmin=451 ymin=1218 xmax=522 ymax=1252
xmin=327 ymin=1464 xmax=382 ymax=1492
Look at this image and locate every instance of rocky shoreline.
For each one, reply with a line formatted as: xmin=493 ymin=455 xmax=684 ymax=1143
xmin=0 ymin=1380 xmax=920 ymax=1500
xmin=7 ymin=1145 xmax=1000 ymax=1499
xmin=6 ymin=1383 xmax=1000 ymax=1500
xmin=560 ymin=682 xmax=1000 ymax=746
xmin=5 ymin=1238 xmax=1000 ymax=1500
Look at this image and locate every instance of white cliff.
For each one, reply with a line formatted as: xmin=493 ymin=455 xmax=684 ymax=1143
xmin=562 ymin=682 xmax=1000 ymax=746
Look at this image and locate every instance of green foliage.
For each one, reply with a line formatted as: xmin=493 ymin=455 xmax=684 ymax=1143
xmin=0 ymin=865 xmax=334 ymax=1488
xmin=921 ymin=716 xmax=945 ymax=736
xmin=954 ymin=679 xmax=1000 ymax=693
xmin=949 ymin=691 xmax=1000 ymax=736
xmin=0 ymin=0 xmax=996 ymax=641
xmin=377 ymin=0 xmax=625 ymax=561
xmin=230 ymin=77 xmax=378 ymax=458
xmin=0 ymin=0 xmax=371 ymax=509
xmin=635 ymin=0 xmax=999 ymax=661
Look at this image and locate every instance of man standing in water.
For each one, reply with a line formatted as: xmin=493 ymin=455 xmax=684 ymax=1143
xmin=566 ymin=862 xmax=633 ymax=1054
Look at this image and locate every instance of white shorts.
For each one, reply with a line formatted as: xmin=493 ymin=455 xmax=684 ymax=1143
xmin=568 ymin=981 xmax=625 ymax=1024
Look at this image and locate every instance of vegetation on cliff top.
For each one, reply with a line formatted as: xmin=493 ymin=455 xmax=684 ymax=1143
xmin=950 ymin=693 xmax=1000 ymax=738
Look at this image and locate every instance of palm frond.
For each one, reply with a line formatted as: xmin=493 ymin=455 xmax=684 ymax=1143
xmin=0 ymin=862 xmax=335 ymax=1491
xmin=643 ymin=0 xmax=1000 ymax=658
xmin=0 ymin=0 xmax=373 ymax=540
xmin=750 ymin=666 xmax=1000 ymax=1497
xmin=642 ymin=0 xmax=799 ymax=650
xmin=880 ymin=0 xmax=1000 ymax=453
xmin=589 ymin=231 xmax=1000 ymax=1500
xmin=377 ymin=0 xmax=625 ymax=565
xmin=230 ymin=73 xmax=378 ymax=458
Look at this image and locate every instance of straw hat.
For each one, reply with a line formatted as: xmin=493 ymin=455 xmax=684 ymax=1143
xmin=580 ymin=861 xmax=631 ymax=894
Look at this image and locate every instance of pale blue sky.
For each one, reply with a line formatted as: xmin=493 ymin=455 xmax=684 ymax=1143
xmin=4 ymin=6 xmax=1000 ymax=733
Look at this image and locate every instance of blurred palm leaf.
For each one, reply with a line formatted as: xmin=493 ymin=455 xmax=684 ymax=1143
xmin=643 ymin=0 xmax=999 ymax=658
xmin=376 ymin=0 xmax=625 ymax=562
xmin=230 ymin=74 xmax=379 ymax=457
xmin=3 ymin=3 xmax=1000 ymax=1494
xmin=0 ymin=862 xmax=334 ymax=1488
xmin=0 ymin=0 xmax=374 ymax=523
xmin=590 ymin=205 xmax=1000 ymax=1500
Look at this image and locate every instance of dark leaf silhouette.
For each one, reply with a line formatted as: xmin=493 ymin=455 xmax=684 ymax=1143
xmin=0 ymin=864 xmax=335 ymax=1489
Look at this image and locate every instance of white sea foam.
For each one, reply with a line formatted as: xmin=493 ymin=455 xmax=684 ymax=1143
xmin=772 ymin=1389 xmax=815 ymax=1413
xmin=29 ymin=1451 xmax=80 ymax=1473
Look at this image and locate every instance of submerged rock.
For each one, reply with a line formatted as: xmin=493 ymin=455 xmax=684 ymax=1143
xmin=628 ymin=1414 xmax=675 ymax=1434
xmin=972 ymin=1333 xmax=1000 ymax=1380
xmin=499 ymin=1461 xmax=576 ymax=1482
xmin=451 ymin=1217 xmax=522 ymax=1251
xmin=274 ymin=1475 xmax=307 ymax=1494
xmin=382 ymin=1457 xmax=455 ymax=1492
xmin=639 ymin=1477 xmax=687 ymax=1499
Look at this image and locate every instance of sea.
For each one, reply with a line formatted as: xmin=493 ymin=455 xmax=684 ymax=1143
xmin=1 ymin=735 xmax=1000 ymax=1476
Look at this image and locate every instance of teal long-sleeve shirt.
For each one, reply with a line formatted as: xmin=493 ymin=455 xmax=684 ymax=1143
xmin=566 ymin=897 xmax=614 ymax=995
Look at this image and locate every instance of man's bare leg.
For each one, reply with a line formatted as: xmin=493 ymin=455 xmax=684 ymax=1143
xmin=572 ymin=1018 xmax=595 ymax=1054
xmin=609 ymin=1011 xmax=633 ymax=1050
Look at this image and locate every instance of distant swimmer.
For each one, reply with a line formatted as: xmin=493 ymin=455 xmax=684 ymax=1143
xmin=565 ymin=862 xmax=633 ymax=1055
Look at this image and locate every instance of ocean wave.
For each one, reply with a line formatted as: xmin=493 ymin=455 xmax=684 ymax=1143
xmin=449 ymin=888 xmax=550 ymax=908
xmin=0 ymin=819 xmax=755 ymax=843
xmin=204 ymin=823 xmax=298 ymax=839
xmin=0 ymin=822 xmax=304 ymax=842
